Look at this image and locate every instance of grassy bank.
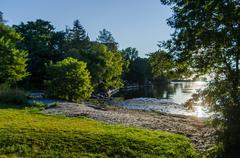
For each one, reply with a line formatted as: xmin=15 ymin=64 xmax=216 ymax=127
xmin=0 ymin=107 xmax=196 ymax=158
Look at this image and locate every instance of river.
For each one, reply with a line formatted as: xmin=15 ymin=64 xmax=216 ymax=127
xmin=113 ymin=81 xmax=211 ymax=117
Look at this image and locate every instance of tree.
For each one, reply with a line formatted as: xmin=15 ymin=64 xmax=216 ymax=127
xmin=0 ymin=24 xmax=29 ymax=84
xmin=160 ymin=0 xmax=240 ymax=156
xmin=97 ymin=29 xmax=118 ymax=51
xmin=84 ymin=43 xmax=124 ymax=92
xmin=66 ymin=20 xmax=90 ymax=50
xmin=121 ymin=47 xmax=139 ymax=62
xmin=148 ymin=50 xmax=177 ymax=80
xmin=14 ymin=19 xmax=63 ymax=88
xmin=46 ymin=57 xmax=93 ymax=102
xmin=97 ymin=28 xmax=115 ymax=43
xmin=125 ymin=57 xmax=152 ymax=85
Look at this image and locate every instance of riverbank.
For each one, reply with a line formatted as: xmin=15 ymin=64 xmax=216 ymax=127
xmin=44 ymin=101 xmax=216 ymax=153
xmin=0 ymin=106 xmax=196 ymax=157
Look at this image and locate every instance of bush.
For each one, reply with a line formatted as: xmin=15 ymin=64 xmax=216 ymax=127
xmin=46 ymin=57 xmax=93 ymax=102
xmin=0 ymin=84 xmax=28 ymax=105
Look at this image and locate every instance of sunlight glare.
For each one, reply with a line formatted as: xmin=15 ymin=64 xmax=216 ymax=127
xmin=196 ymin=106 xmax=204 ymax=118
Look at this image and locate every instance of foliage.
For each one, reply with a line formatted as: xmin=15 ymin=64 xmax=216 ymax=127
xmin=13 ymin=19 xmax=64 ymax=88
xmin=65 ymin=19 xmax=90 ymax=51
xmin=0 ymin=108 xmax=197 ymax=158
xmin=0 ymin=24 xmax=29 ymax=84
xmin=64 ymin=20 xmax=90 ymax=65
xmin=120 ymin=47 xmax=152 ymax=85
xmin=121 ymin=47 xmax=139 ymax=62
xmin=125 ymin=57 xmax=152 ymax=85
xmin=160 ymin=0 xmax=240 ymax=156
xmin=0 ymin=84 xmax=28 ymax=105
xmin=97 ymin=28 xmax=115 ymax=44
xmin=97 ymin=29 xmax=118 ymax=51
xmin=46 ymin=57 xmax=93 ymax=102
xmin=148 ymin=50 xmax=177 ymax=80
xmin=84 ymin=43 xmax=124 ymax=91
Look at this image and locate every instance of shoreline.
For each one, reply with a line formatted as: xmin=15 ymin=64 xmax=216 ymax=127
xmin=43 ymin=101 xmax=216 ymax=153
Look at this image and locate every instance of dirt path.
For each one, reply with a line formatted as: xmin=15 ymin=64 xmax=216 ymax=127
xmin=43 ymin=102 xmax=216 ymax=153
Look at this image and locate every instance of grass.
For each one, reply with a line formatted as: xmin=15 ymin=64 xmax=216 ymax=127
xmin=0 ymin=106 xmax=197 ymax=158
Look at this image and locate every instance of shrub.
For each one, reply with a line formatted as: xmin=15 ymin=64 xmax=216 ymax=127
xmin=0 ymin=84 xmax=28 ymax=105
xmin=46 ymin=57 xmax=93 ymax=102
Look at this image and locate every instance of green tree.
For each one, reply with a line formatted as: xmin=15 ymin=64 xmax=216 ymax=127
xmin=0 ymin=24 xmax=28 ymax=84
xmin=46 ymin=57 xmax=93 ymax=102
xmin=160 ymin=0 xmax=240 ymax=156
xmin=148 ymin=50 xmax=177 ymax=80
xmin=121 ymin=47 xmax=139 ymax=62
xmin=85 ymin=43 xmax=124 ymax=92
xmin=97 ymin=29 xmax=118 ymax=51
xmin=126 ymin=57 xmax=152 ymax=85
xmin=14 ymin=19 xmax=64 ymax=88
xmin=66 ymin=20 xmax=90 ymax=50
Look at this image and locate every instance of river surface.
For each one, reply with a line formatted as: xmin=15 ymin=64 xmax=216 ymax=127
xmin=114 ymin=81 xmax=211 ymax=117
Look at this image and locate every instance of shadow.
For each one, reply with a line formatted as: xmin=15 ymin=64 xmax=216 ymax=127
xmin=0 ymin=103 xmax=30 ymax=109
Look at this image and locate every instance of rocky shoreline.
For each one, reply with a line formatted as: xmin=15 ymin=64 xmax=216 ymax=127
xmin=43 ymin=101 xmax=216 ymax=153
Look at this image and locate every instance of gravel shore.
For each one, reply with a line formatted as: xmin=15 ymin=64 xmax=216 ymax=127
xmin=43 ymin=102 xmax=216 ymax=153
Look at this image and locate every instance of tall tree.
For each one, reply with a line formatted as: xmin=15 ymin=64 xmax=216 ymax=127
xmin=97 ymin=29 xmax=115 ymax=43
xmin=148 ymin=50 xmax=177 ymax=80
xmin=160 ymin=0 xmax=240 ymax=156
xmin=84 ymin=43 xmax=124 ymax=92
xmin=125 ymin=57 xmax=152 ymax=85
xmin=0 ymin=24 xmax=29 ymax=84
xmin=13 ymin=19 xmax=63 ymax=88
xmin=121 ymin=47 xmax=139 ymax=62
xmin=97 ymin=29 xmax=118 ymax=51
xmin=64 ymin=20 xmax=90 ymax=61
xmin=67 ymin=20 xmax=90 ymax=50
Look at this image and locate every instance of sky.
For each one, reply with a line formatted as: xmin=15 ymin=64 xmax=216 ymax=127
xmin=1 ymin=0 xmax=173 ymax=57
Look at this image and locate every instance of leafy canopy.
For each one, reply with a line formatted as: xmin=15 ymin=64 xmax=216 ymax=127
xmin=121 ymin=47 xmax=139 ymax=62
xmin=160 ymin=0 xmax=240 ymax=156
xmin=0 ymin=24 xmax=29 ymax=84
xmin=85 ymin=43 xmax=124 ymax=91
xmin=13 ymin=19 xmax=64 ymax=88
xmin=148 ymin=50 xmax=177 ymax=80
xmin=97 ymin=29 xmax=118 ymax=51
xmin=65 ymin=19 xmax=90 ymax=50
xmin=46 ymin=57 xmax=93 ymax=102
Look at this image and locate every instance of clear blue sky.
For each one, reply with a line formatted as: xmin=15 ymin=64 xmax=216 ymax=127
xmin=1 ymin=0 xmax=173 ymax=57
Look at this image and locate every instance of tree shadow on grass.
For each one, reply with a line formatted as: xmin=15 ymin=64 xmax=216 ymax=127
xmin=0 ymin=103 xmax=30 ymax=109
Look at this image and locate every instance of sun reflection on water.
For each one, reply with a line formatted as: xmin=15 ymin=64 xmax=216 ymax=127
xmin=195 ymin=106 xmax=205 ymax=118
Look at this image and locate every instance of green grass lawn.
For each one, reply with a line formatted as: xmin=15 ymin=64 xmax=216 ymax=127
xmin=0 ymin=107 xmax=196 ymax=158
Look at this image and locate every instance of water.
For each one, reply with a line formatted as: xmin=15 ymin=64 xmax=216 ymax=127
xmin=114 ymin=81 xmax=211 ymax=117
